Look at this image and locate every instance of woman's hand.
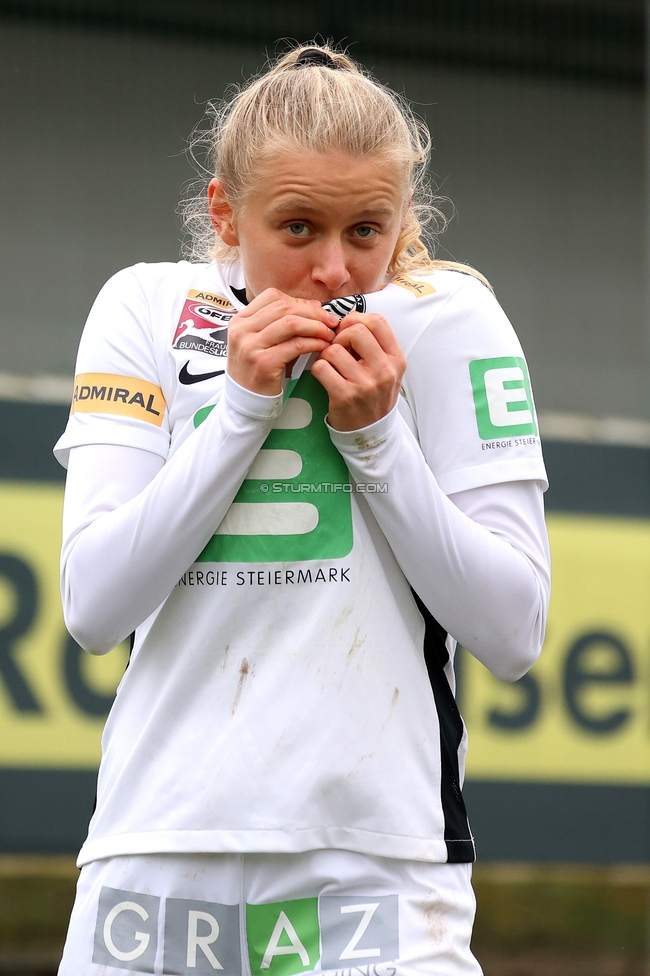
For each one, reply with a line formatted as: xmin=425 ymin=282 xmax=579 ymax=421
xmin=227 ymin=289 xmax=339 ymax=396
xmin=311 ymin=312 xmax=407 ymax=431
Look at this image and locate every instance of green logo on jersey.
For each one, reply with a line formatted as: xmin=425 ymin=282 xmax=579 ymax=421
xmin=195 ymin=372 xmax=353 ymax=562
xmin=246 ymin=898 xmax=319 ymax=976
xmin=469 ymin=356 xmax=538 ymax=439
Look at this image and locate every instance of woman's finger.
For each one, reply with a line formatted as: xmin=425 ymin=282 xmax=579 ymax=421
xmin=310 ymin=357 xmax=351 ymax=399
xmin=252 ymin=314 xmax=337 ymax=350
xmin=316 ymin=341 xmax=365 ymax=382
xmin=235 ymin=290 xmax=338 ymax=332
xmin=334 ymin=312 xmax=403 ymax=358
xmin=235 ymin=336 xmax=333 ymax=392
xmin=331 ymin=322 xmax=392 ymax=368
xmin=238 ymin=287 xmax=319 ymax=315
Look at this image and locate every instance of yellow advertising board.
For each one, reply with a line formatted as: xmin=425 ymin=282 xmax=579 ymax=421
xmin=0 ymin=481 xmax=128 ymax=768
xmin=463 ymin=514 xmax=650 ymax=785
xmin=0 ymin=479 xmax=649 ymax=782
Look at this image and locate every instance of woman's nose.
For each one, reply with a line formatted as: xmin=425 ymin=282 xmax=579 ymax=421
xmin=311 ymin=239 xmax=350 ymax=291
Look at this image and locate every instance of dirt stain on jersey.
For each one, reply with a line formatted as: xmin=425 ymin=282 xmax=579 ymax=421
xmin=352 ymin=432 xmax=382 ymax=462
xmin=421 ymin=891 xmax=453 ymax=946
xmin=231 ymin=658 xmax=250 ymax=714
xmin=380 ymin=688 xmax=400 ymax=731
xmin=346 ymin=628 xmax=366 ymax=662
xmin=334 ymin=604 xmax=354 ymax=629
xmin=353 ymin=432 xmax=372 ymax=451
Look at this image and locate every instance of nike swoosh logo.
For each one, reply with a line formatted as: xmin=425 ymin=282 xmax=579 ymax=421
xmin=179 ymin=362 xmax=226 ymax=385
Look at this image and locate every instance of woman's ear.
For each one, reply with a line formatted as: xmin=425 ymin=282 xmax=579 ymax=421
xmin=208 ymin=179 xmax=239 ymax=246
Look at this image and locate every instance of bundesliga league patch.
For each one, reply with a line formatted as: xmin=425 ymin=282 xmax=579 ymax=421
xmin=172 ymin=290 xmax=236 ymax=358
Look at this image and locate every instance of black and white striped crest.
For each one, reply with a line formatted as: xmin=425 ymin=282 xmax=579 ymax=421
xmin=321 ymin=295 xmax=366 ymax=320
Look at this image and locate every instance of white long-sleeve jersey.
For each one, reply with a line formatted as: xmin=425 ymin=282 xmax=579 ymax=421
xmin=55 ymin=261 xmax=549 ymax=867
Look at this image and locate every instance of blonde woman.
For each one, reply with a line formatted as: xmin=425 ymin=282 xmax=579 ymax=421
xmin=56 ymin=44 xmax=549 ymax=976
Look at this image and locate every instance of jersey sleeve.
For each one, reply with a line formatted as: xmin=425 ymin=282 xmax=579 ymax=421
xmin=403 ymin=274 xmax=548 ymax=495
xmin=54 ymin=265 xmax=171 ymax=468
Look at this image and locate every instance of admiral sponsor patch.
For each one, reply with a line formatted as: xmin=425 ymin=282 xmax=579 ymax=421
xmin=188 ymin=289 xmax=235 ymax=310
xmin=71 ymin=373 xmax=166 ymax=426
xmin=391 ymin=274 xmax=435 ymax=297
xmin=172 ymin=290 xmax=235 ymax=358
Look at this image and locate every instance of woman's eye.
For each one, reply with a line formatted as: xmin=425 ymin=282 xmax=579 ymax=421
xmin=287 ymin=223 xmax=310 ymax=237
xmin=354 ymin=226 xmax=376 ymax=239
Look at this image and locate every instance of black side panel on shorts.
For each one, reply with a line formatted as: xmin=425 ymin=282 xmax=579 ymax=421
xmin=412 ymin=591 xmax=475 ymax=863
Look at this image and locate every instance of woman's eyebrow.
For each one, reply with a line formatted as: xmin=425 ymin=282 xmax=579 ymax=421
xmin=351 ymin=208 xmax=396 ymax=219
xmin=269 ymin=201 xmax=321 ymax=215
xmin=270 ymin=201 xmax=396 ymax=218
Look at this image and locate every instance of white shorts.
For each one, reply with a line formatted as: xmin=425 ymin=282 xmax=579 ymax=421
xmin=57 ymin=849 xmax=483 ymax=976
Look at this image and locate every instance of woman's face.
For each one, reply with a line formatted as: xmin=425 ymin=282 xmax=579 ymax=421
xmin=209 ymin=151 xmax=409 ymax=302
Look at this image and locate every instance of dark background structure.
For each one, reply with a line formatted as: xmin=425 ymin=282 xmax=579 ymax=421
xmin=0 ymin=0 xmax=644 ymax=84
xmin=1 ymin=0 xmax=646 ymax=422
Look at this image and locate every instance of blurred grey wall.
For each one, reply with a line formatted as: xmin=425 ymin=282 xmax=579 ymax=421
xmin=0 ymin=18 xmax=646 ymax=420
